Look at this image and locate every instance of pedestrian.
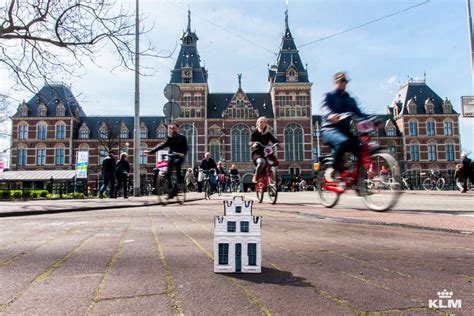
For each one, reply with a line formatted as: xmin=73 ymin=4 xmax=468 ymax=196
xmin=184 ymin=168 xmax=196 ymax=192
xmin=115 ymin=152 xmax=130 ymax=198
xmin=454 ymin=164 xmax=464 ymax=192
xmin=216 ymin=161 xmax=227 ymax=193
xmin=99 ymin=150 xmax=116 ymax=198
xmin=461 ymin=153 xmax=472 ymax=193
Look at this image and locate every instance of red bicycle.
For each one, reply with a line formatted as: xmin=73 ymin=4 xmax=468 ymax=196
xmin=317 ymin=113 xmax=401 ymax=211
xmin=254 ymin=142 xmax=279 ymax=204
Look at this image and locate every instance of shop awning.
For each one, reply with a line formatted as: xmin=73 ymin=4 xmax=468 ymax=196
xmin=0 ymin=170 xmax=76 ymax=181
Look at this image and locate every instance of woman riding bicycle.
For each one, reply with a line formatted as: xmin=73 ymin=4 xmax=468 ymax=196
xmin=147 ymin=122 xmax=187 ymax=198
xmin=249 ymin=116 xmax=280 ymax=183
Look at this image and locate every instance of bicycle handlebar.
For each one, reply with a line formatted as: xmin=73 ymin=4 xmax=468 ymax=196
xmin=253 ymin=142 xmax=279 ymax=148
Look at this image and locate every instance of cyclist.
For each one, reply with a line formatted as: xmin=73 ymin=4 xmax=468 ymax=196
xmin=147 ymin=122 xmax=188 ymax=198
xmin=229 ymin=164 xmax=240 ymax=190
xmin=216 ymin=161 xmax=227 ymax=193
xmin=321 ymin=72 xmax=368 ymax=186
xmin=249 ymin=116 xmax=280 ymax=183
xmin=200 ymin=152 xmax=217 ymax=194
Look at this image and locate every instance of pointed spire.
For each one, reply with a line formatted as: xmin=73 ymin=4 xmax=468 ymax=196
xmin=187 ymin=9 xmax=191 ymax=32
xmin=285 ymin=9 xmax=289 ymax=31
xmin=238 ymin=73 xmax=242 ymax=89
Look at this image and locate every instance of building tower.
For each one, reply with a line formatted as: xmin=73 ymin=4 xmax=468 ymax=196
xmin=268 ymin=9 xmax=313 ymax=178
xmin=170 ymin=10 xmax=209 ymax=166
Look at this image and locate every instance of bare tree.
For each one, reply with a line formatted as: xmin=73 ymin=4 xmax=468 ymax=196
xmin=97 ymin=118 xmax=123 ymax=153
xmin=0 ymin=1 xmax=169 ymax=91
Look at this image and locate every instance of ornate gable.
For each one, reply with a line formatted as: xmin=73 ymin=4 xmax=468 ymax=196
xmin=222 ymin=74 xmax=258 ymax=119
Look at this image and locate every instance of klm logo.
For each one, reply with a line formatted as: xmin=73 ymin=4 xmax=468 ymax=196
xmin=428 ymin=289 xmax=462 ymax=309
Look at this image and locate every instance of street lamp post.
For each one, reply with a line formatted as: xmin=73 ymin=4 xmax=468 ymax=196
xmin=133 ymin=0 xmax=141 ymax=196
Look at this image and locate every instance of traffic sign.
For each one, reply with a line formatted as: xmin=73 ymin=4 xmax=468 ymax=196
xmin=164 ymin=84 xmax=181 ymax=101
xmin=163 ymin=101 xmax=181 ymax=119
xmin=461 ymin=96 xmax=474 ymax=117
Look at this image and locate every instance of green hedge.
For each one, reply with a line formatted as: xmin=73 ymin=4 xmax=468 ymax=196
xmin=0 ymin=190 xmax=50 ymax=200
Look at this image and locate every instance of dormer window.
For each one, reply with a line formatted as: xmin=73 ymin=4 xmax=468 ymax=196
xmin=407 ymin=99 xmax=417 ymax=114
xmin=119 ymin=128 xmax=128 ymax=139
xmin=140 ymin=126 xmax=148 ymax=139
xmin=157 ymin=127 xmax=166 ymax=139
xmin=79 ymin=127 xmax=90 ymax=139
xmin=443 ymin=98 xmax=452 ymax=114
xmin=38 ymin=103 xmax=47 ymax=117
xmin=19 ymin=102 xmax=29 ymax=117
xmin=56 ymin=103 xmax=66 ymax=117
xmin=99 ymin=126 xmax=108 ymax=139
xmin=424 ymin=99 xmax=434 ymax=114
xmin=286 ymin=67 xmax=297 ymax=82
xmin=185 ymin=36 xmax=193 ymax=45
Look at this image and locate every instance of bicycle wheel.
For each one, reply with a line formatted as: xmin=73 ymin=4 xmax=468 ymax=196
xmin=436 ymin=177 xmax=445 ymax=191
xmin=156 ymin=174 xmax=170 ymax=206
xmin=267 ymin=167 xmax=278 ymax=204
xmin=402 ymin=178 xmax=410 ymax=191
xmin=317 ymin=162 xmax=340 ymax=208
xmin=256 ymin=178 xmax=265 ymax=203
xmin=360 ymin=153 xmax=401 ymax=211
xmin=204 ymin=180 xmax=211 ymax=200
xmin=422 ymin=178 xmax=433 ymax=191
xmin=175 ymin=182 xmax=185 ymax=205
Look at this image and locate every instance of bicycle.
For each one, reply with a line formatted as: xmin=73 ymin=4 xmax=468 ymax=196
xmin=422 ymin=169 xmax=445 ymax=191
xmin=201 ymin=168 xmax=216 ymax=200
xmin=230 ymin=175 xmax=241 ymax=193
xmin=317 ymin=112 xmax=401 ymax=212
xmin=253 ymin=142 xmax=279 ymax=204
xmin=401 ymin=171 xmax=411 ymax=191
xmin=155 ymin=152 xmax=186 ymax=205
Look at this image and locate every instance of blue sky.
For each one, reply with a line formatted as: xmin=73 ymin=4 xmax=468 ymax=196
xmin=2 ymin=0 xmax=474 ymax=155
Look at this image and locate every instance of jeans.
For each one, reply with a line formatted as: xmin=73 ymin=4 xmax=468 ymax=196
xmin=203 ymin=170 xmax=216 ymax=192
xmin=322 ymin=129 xmax=361 ymax=172
xmin=166 ymin=156 xmax=184 ymax=190
xmin=100 ymin=173 xmax=115 ymax=197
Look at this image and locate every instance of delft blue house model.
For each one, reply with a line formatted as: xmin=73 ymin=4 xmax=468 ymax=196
xmin=214 ymin=196 xmax=262 ymax=273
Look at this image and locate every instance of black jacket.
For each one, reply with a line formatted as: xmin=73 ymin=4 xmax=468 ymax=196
xmin=149 ymin=134 xmax=188 ymax=156
xmin=250 ymin=130 xmax=279 ymax=160
xmin=461 ymin=157 xmax=472 ymax=178
xmin=102 ymin=155 xmax=116 ymax=176
xmin=200 ymin=158 xmax=217 ymax=171
xmin=116 ymin=159 xmax=130 ymax=177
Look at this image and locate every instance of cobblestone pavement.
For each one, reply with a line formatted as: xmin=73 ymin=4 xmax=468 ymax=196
xmin=0 ymin=193 xmax=472 ymax=315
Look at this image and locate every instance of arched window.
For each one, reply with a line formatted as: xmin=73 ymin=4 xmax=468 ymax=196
xmin=37 ymin=122 xmax=48 ymax=140
xmin=36 ymin=144 xmax=46 ymax=166
xmin=443 ymin=120 xmax=453 ymax=136
xmin=408 ymin=120 xmax=418 ymax=136
xmin=407 ymin=99 xmax=417 ymax=114
xmin=445 ymin=141 xmax=455 ymax=161
xmin=284 ymin=124 xmax=304 ymax=161
xmin=409 ymin=141 xmax=419 ymax=161
xmin=180 ymin=124 xmax=197 ymax=163
xmin=78 ymin=144 xmax=89 ymax=152
xmin=209 ymin=139 xmax=221 ymax=161
xmin=55 ymin=144 xmax=65 ymax=165
xmin=18 ymin=144 xmax=27 ymax=166
xmin=55 ymin=122 xmax=66 ymax=139
xmin=231 ymin=124 xmax=250 ymax=162
xmin=18 ymin=122 xmax=28 ymax=140
xmin=427 ymin=141 xmax=437 ymax=161
xmin=426 ymin=119 xmax=436 ymax=136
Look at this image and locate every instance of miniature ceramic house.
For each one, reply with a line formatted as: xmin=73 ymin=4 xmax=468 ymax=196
xmin=214 ymin=195 xmax=262 ymax=273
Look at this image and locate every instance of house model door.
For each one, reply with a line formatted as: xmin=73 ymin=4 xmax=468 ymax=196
xmin=235 ymin=243 xmax=242 ymax=272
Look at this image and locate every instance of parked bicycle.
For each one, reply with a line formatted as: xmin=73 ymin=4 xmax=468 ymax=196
xmin=317 ymin=112 xmax=401 ymax=211
xmin=401 ymin=171 xmax=411 ymax=191
xmin=422 ymin=169 xmax=445 ymax=191
xmin=254 ymin=142 xmax=279 ymax=204
xmin=155 ymin=152 xmax=186 ymax=205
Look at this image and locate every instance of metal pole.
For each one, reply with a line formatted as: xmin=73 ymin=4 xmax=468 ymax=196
xmin=133 ymin=0 xmax=141 ymax=196
xmin=316 ymin=120 xmax=320 ymax=161
xmin=468 ymin=0 xmax=474 ymax=89
xmin=192 ymin=122 xmax=195 ymax=170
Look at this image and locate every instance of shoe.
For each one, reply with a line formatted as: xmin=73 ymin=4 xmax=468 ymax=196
xmin=324 ymin=168 xmax=345 ymax=192
xmin=252 ymin=175 xmax=259 ymax=183
xmin=99 ymin=192 xmax=104 ymax=199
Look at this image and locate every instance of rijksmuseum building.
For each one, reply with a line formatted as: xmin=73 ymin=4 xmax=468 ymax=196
xmin=5 ymin=11 xmax=462 ymax=191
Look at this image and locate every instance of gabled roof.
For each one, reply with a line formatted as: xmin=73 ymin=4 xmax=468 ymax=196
xmin=269 ymin=10 xmax=309 ymax=84
xmin=207 ymin=93 xmax=273 ymax=119
xmin=80 ymin=116 xmax=165 ymax=139
xmin=390 ymin=80 xmax=457 ymax=115
xmin=14 ymin=84 xmax=86 ymax=118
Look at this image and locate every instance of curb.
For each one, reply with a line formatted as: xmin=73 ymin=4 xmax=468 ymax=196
xmin=0 ymin=198 xmax=204 ymax=218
